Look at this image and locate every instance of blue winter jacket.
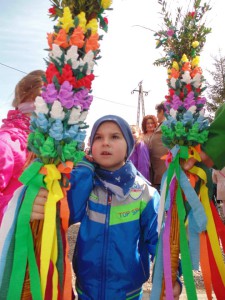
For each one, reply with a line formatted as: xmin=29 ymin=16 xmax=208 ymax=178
xmin=67 ymin=160 xmax=160 ymax=300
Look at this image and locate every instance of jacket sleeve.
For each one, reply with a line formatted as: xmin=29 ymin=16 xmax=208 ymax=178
xmin=137 ymin=142 xmax=150 ymax=181
xmin=140 ymin=189 xmax=160 ymax=260
xmin=0 ymin=141 xmax=14 ymax=192
xmin=67 ymin=158 xmax=95 ymax=224
xmin=203 ymin=104 xmax=225 ymax=169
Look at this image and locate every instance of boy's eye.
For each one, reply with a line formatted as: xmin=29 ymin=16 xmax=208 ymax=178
xmin=112 ymin=135 xmax=120 ymax=139
xmin=94 ymin=135 xmax=101 ymax=140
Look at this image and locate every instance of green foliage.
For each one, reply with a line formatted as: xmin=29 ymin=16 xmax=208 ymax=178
xmin=154 ymin=0 xmax=212 ymax=68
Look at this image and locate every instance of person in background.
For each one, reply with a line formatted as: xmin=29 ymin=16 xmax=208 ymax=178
xmin=141 ymin=114 xmax=158 ymax=145
xmin=212 ymin=167 xmax=225 ymax=220
xmin=129 ymin=125 xmax=150 ymax=181
xmin=31 ymin=114 xmax=181 ymax=300
xmin=148 ymin=102 xmax=168 ymax=192
xmin=0 ymin=70 xmax=44 ymax=225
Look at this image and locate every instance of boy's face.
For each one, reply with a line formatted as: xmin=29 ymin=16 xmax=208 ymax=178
xmin=91 ymin=121 xmax=127 ymax=171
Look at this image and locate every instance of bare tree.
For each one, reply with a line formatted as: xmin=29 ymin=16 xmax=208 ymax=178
xmin=206 ymin=50 xmax=225 ymax=121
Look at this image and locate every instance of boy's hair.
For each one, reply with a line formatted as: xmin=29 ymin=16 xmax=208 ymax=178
xmin=155 ymin=102 xmax=166 ymax=114
xmin=90 ymin=115 xmax=135 ymax=159
xmin=141 ymin=115 xmax=158 ymax=134
xmin=12 ymin=70 xmax=45 ymax=108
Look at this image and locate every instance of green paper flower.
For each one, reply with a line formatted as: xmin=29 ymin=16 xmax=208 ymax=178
xmin=40 ymin=136 xmax=58 ymax=158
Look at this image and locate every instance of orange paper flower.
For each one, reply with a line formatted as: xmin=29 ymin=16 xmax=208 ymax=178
xmin=54 ymin=29 xmax=69 ymax=49
xmin=170 ymin=68 xmax=180 ymax=79
xmin=182 ymin=62 xmax=192 ymax=72
xmin=191 ymin=66 xmax=202 ymax=78
xmin=85 ymin=33 xmax=100 ymax=53
xmin=47 ymin=33 xmax=55 ymax=50
xmin=69 ymin=26 xmax=85 ymax=48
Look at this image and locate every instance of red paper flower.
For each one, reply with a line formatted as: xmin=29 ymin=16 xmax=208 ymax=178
xmin=45 ymin=63 xmax=61 ymax=84
xmin=60 ymin=64 xmax=77 ymax=87
xmin=49 ymin=6 xmax=56 ymax=15
xmin=74 ymin=74 xmax=95 ymax=90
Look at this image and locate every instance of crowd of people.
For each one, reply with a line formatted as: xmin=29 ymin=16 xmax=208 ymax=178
xmin=1 ymin=71 xmax=225 ymax=299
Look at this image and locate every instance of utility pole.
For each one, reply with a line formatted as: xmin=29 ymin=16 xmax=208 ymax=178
xmin=131 ymin=81 xmax=149 ymax=127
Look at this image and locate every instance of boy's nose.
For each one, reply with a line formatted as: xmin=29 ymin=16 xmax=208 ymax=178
xmin=102 ymin=138 xmax=110 ymax=145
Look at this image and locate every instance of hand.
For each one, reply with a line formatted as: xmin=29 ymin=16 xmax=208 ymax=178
xmin=162 ymin=280 xmax=181 ymax=300
xmin=183 ymin=150 xmax=214 ymax=171
xmin=31 ymin=188 xmax=48 ymax=221
xmin=85 ymin=154 xmax=95 ymax=163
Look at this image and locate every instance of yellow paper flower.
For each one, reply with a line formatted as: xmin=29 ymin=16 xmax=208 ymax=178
xmin=181 ymin=54 xmax=188 ymax=63
xmin=58 ymin=7 xmax=74 ymax=33
xmin=172 ymin=61 xmax=179 ymax=71
xmin=86 ymin=19 xmax=98 ymax=34
xmin=77 ymin=12 xmax=87 ymax=33
xmin=156 ymin=40 xmax=160 ymax=46
xmin=191 ymin=56 xmax=200 ymax=67
xmin=101 ymin=0 xmax=112 ymax=9
xmin=192 ymin=41 xmax=199 ymax=48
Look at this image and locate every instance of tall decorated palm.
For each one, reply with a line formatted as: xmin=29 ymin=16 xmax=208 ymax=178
xmin=0 ymin=1 xmax=112 ymax=299
xmin=150 ymin=1 xmax=225 ymax=299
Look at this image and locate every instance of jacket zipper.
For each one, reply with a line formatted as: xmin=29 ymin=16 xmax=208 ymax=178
xmin=100 ymin=191 xmax=112 ymax=299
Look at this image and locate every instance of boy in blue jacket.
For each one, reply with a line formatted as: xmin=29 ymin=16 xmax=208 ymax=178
xmin=32 ymin=115 xmax=181 ymax=300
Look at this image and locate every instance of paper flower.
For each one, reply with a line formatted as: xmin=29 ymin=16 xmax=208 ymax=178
xmin=41 ymin=83 xmax=58 ymax=104
xmin=50 ymin=100 xmax=65 ymax=120
xmin=34 ymin=96 xmax=49 ymax=114
xmin=58 ymin=81 xmax=74 ymax=109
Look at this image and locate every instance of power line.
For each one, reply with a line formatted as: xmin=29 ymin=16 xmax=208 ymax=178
xmin=93 ymin=96 xmax=136 ymax=108
xmin=0 ymin=62 xmax=27 ymax=74
xmin=0 ymin=61 xmax=136 ymax=108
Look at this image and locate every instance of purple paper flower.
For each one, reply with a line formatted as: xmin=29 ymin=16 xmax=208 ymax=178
xmin=167 ymin=29 xmax=174 ymax=37
xmin=73 ymin=89 xmax=93 ymax=110
xmin=58 ymin=81 xmax=74 ymax=109
xmin=171 ymin=95 xmax=183 ymax=110
xmin=42 ymin=83 xmax=58 ymax=104
xmin=183 ymin=92 xmax=196 ymax=110
xmin=196 ymin=96 xmax=206 ymax=106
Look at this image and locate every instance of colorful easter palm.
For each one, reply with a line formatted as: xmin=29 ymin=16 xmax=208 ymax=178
xmin=150 ymin=1 xmax=225 ymax=299
xmin=0 ymin=1 xmax=112 ymax=299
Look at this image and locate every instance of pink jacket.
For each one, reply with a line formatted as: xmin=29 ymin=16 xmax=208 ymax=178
xmin=0 ymin=110 xmax=30 ymax=225
xmin=212 ymin=167 xmax=225 ymax=201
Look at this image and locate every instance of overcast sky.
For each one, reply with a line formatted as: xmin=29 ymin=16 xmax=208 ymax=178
xmin=0 ymin=0 xmax=224 ymax=139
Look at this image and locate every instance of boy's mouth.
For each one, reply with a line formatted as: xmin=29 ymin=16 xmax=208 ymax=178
xmin=101 ymin=151 xmax=111 ymax=155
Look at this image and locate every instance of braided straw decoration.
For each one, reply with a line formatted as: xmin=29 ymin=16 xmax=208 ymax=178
xmin=160 ymin=185 xmax=180 ymax=299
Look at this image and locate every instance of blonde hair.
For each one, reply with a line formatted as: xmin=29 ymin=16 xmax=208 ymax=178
xmin=130 ymin=125 xmax=142 ymax=144
xmin=12 ymin=70 xmax=45 ymax=108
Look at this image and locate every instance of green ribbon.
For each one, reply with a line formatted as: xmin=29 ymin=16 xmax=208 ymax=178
xmin=166 ymin=146 xmax=197 ymax=300
xmin=7 ymin=161 xmax=45 ymax=300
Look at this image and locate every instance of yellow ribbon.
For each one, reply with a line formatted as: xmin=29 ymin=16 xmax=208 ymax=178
xmin=40 ymin=164 xmax=64 ymax=299
xmin=189 ymin=165 xmax=225 ymax=286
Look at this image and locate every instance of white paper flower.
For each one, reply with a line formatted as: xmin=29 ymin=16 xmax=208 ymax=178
xmin=34 ymin=96 xmax=49 ymax=114
xmin=49 ymin=44 xmax=63 ymax=63
xmin=65 ymin=45 xmax=79 ymax=69
xmin=188 ymin=105 xmax=197 ymax=114
xmin=80 ymin=50 xmax=95 ymax=75
xmin=50 ymin=100 xmax=65 ymax=120
xmin=181 ymin=71 xmax=191 ymax=84
xmin=78 ymin=110 xmax=88 ymax=122
xmin=170 ymin=77 xmax=177 ymax=88
xmin=170 ymin=108 xmax=177 ymax=118
xmin=199 ymin=109 xmax=205 ymax=116
xmin=191 ymin=73 xmax=202 ymax=88
xmin=68 ymin=107 xmax=82 ymax=124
